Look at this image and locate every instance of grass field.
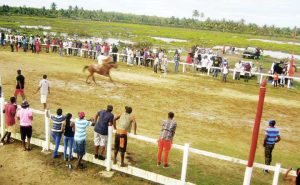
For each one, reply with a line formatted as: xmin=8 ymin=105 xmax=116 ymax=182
xmin=0 ymin=48 xmax=299 ymax=184
xmin=1 ymin=15 xmax=300 ymax=55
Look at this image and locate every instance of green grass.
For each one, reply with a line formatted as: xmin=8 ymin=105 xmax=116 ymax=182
xmin=0 ymin=48 xmax=299 ymax=184
xmin=0 ymin=15 xmax=300 ymax=55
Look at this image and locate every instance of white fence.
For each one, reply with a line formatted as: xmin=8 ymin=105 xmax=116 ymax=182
xmin=0 ymin=91 xmax=297 ymax=185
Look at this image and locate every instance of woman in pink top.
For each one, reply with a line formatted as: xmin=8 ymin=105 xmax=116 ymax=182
xmin=35 ymin=39 xmax=40 ymax=54
xmin=17 ymin=101 xmax=33 ymax=151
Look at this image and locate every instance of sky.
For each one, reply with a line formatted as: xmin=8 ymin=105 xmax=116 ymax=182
xmin=2 ymin=0 xmax=299 ymax=28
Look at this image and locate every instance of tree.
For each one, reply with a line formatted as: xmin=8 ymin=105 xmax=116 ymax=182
xmin=200 ymin=12 xmax=205 ymax=19
xmin=192 ymin=10 xmax=199 ymax=19
xmin=50 ymin=2 xmax=57 ymax=11
xmin=68 ymin=5 xmax=72 ymax=11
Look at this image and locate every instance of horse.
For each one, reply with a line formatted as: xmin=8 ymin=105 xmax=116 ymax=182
xmin=83 ymin=57 xmax=118 ymax=84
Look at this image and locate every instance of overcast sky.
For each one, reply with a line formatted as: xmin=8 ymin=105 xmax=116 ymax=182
xmin=2 ymin=0 xmax=299 ymax=28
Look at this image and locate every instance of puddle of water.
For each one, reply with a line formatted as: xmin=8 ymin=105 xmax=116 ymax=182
xmin=151 ymin=36 xmax=187 ymax=43
xmin=76 ymin=37 xmax=134 ymax=45
xmin=213 ymin=46 xmax=300 ymax=60
xmin=248 ymin=39 xmax=300 ymax=46
xmin=20 ymin=25 xmax=51 ymax=30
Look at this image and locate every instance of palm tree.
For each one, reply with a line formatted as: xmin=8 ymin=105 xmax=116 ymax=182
xmin=192 ymin=10 xmax=199 ymax=20
xmin=50 ymin=2 xmax=57 ymax=11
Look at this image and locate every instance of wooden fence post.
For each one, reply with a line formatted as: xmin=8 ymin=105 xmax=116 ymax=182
xmin=272 ymin=163 xmax=281 ymax=185
xmin=181 ymin=143 xmax=190 ymax=185
xmin=106 ymin=126 xmax=113 ymax=171
xmin=42 ymin=110 xmax=50 ymax=152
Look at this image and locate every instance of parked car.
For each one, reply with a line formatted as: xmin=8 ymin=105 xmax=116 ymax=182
xmin=242 ymin=47 xmax=261 ymax=59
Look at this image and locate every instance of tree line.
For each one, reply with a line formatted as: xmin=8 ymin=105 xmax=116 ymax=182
xmin=0 ymin=4 xmax=298 ymax=38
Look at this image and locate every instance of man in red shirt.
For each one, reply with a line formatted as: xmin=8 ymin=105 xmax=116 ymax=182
xmin=1 ymin=97 xmax=17 ymax=144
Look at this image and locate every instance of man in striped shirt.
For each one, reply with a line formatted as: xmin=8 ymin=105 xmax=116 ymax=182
xmin=73 ymin=112 xmax=95 ymax=169
xmin=263 ymin=120 xmax=281 ymax=173
xmin=47 ymin=108 xmax=66 ymax=158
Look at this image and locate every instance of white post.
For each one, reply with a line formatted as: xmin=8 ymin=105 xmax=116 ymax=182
xmin=106 ymin=126 xmax=113 ymax=171
xmin=207 ymin=68 xmax=210 ymax=76
xmin=233 ymin=69 xmax=236 ymax=80
xmin=243 ymin=166 xmax=253 ymax=185
xmin=180 ymin=143 xmax=189 ymax=185
xmin=272 ymin=163 xmax=281 ymax=185
xmin=260 ymin=74 xmax=264 ymax=84
xmin=0 ymin=94 xmax=5 ymax=138
xmin=183 ymin=64 xmax=186 ymax=73
xmin=287 ymin=78 xmax=291 ymax=88
xmin=138 ymin=57 xmax=141 ymax=66
xmin=117 ymin=53 xmax=119 ymax=62
xmin=43 ymin=110 xmax=50 ymax=151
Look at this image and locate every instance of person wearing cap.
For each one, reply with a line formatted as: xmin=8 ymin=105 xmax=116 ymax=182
xmin=17 ymin=101 xmax=33 ymax=151
xmin=113 ymin=106 xmax=137 ymax=167
xmin=157 ymin=112 xmax=177 ymax=168
xmin=14 ymin=69 xmax=25 ymax=102
xmin=1 ymin=97 xmax=17 ymax=145
xmin=94 ymin=105 xmax=114 ymax=160
xmin=35 ymin=74 xmax=50 ymax=110
xmin=263 ymin=120 xmax=281 ymax=173
xmin=283 ymin=167 xmax=300 ymax=185
xmin=73 ymin=112 xmax=94 ymax=169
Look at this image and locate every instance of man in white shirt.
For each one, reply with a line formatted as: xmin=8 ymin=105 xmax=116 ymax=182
xmin=234 ymin=61 xmax=242 ymax=80
xmin=35 ymin=75 xmax=50 ymax=110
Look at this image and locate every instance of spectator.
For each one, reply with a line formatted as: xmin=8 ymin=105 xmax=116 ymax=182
xmin=52 ymin=38 xmax=57 ymax=53
xmin=0 ymin=31 xmax=4 ymax=46
xmin=222 ymin=65 xmax=229 ymax=83
xmin=73 ymin=112 xmax=94 ymax=169
xmin=273 ymin=72 xmax=279 ymax=87
xmin=157 ymin=112 xmax=177 ymax=168
xmin=174 ymin=50 xmax=180 ymax=73
xmin=162 ymin=55 xmax=168 ymax=78
xmin=283 ymin=167 xmax=300 ymax=185
xmin=263 ymin=120 xmax=281 ymax=173
xmin=212 ymin=57 xmax=221 ymax=78
xmin=113 ymin=106 xmax=137 ymax=167
xmin=14 ymin=69 xmax=26 ymax=102
xmin=186 ymin=53 xmax=193 ymax=71
xmin=63 ymin=113 xmax=74 ymax=161
xmin=10 ymin=35 xmax=15 ymax=52
xmin=58 ymin=39 xmax=63 ymax=57
xmin=122 ymin=47 xmax=127 ymax=62
xmin=0 ymin=97 xmax=17 ymax=145
xmin=257 ymin=62 xmax=263 ymax=84
xmin=94 ymin=105 xmax=114 ymax=160
xmin=17 ymin=101 xmax=33 ymax=151
xmin=153 ymin=57 xmax=159 ymax=73
xmin=47 ymin=108 xmax=66 ymax=158
xmin=234 ymin=61 xmax=242 ymax=80
xmin=112 ymin=44 xmax=118 ymax=62
xmin=35 ymin=75 xmax=50 ymax=110
xmin=244 ymin=62 xmax=251 ymax=82
xmin=35 ymin=38 xmax=40 ymax=54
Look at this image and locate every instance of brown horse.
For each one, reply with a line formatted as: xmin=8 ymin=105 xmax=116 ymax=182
xmin=83 ymin=58 xmax=118 ymax=84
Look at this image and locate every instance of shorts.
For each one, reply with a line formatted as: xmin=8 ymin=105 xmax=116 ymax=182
xmin=40 ymin=95 xmax=47 ymax=103
xmin=7 ymin=124 xmax=16 ymax=133
xmin=20 ymin=126 xmax=32 ymax=140
xmin=14 ymin=89 xmax=24 ymax=96
xmin=94 ymin=132 xmax=108 ymax=147
xmin=114 ymin=134 xmax=127 ymax=153
xmin=74 ymin=140 xmax=86 ymax=156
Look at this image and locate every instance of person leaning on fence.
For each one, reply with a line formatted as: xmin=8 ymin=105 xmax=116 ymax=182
xmin=244 ymin=62 xmax=251 ymax=82
xmin=47 ymin=108 xmax=66 ymax=159
xmin=62 ymin=113 xmax=75 ymax=161
xmin=1 ymin=97 xmax=17 ymax=145
xmin=113 ymin=106 xmax=137 ymax=167
xmin=73 ymin=112 xmax=95 ymax=169
xmin=283 ymin=167 xmax=300 ymax=185
xmin=174 ymin=50 xmax=180 ymax=73
xmin=94 ymin=105 xmax=114 ymax=160
xmin=17 ymin=101 xmax=33 ymax=151
xmin=157 ymin=112 xmax=177 ymax=168
xmin=263 ymin=120 xmax=281 ymax=173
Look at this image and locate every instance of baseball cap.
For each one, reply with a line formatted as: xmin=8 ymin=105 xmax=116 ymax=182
xmin=78 ymin=112 xmax=85 ymax=119
xmin=21 ymin=101 xmax=29 ymax=108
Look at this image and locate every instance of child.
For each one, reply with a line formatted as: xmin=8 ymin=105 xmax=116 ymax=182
xmin=273 ymin=72 xmax=279 ymax=87
xmin=222 ymin=65 xmax=229 ymax=83
xmin=63 ymin=113 xmax=74 ymax=161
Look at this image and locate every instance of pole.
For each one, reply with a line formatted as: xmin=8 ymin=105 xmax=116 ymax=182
xmin=207 ymin=68 xmax=210 ymax=76
xmin=106 ymin=126 xmax=113 ymax=171
xmin=43 ymin=110 xmax=50 ymax=151
xmin=260 ymin=74 xmax=263 ymax=84
xmin=0 ymin=93 xmax=4 ymax=138
xmin=183 ymin=64 xmax=186 ymax=73
xmin=243 ymin=80 xmax=267 ymax=185
xmin=181 ymin=143 xmax=190 ymax=185
xmin=272 ymin=163 xmax=281 ymax=185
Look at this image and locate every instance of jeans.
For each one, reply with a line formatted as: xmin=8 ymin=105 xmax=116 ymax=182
xmin=213 ymin=68 xmax=219 ymax=77
xmin=175 ymin=61 xmax=179 ymax=73
xmin=51 ymin=131 xmax=62 ymax=158
xmin=64 ymin=136 xmax=74 ymax=160
xmin=235 ymin=72 xmax=240 ymax=80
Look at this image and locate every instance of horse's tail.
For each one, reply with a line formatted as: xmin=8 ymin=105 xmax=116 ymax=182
xmin=83 ymin=65 xmax=89 ymax=72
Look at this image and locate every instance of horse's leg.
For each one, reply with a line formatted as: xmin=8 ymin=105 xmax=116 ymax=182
xmin=86 ymin=73 xmax=92 ymax=84
xmin=92 ymin=75 xmax=97 ymax=85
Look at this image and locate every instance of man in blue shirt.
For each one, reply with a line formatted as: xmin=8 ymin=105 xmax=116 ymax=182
xmin=94 ymin=105 xmax=114 ymax=160
xmin=263 ymin=120 xmax=281 ymax=173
